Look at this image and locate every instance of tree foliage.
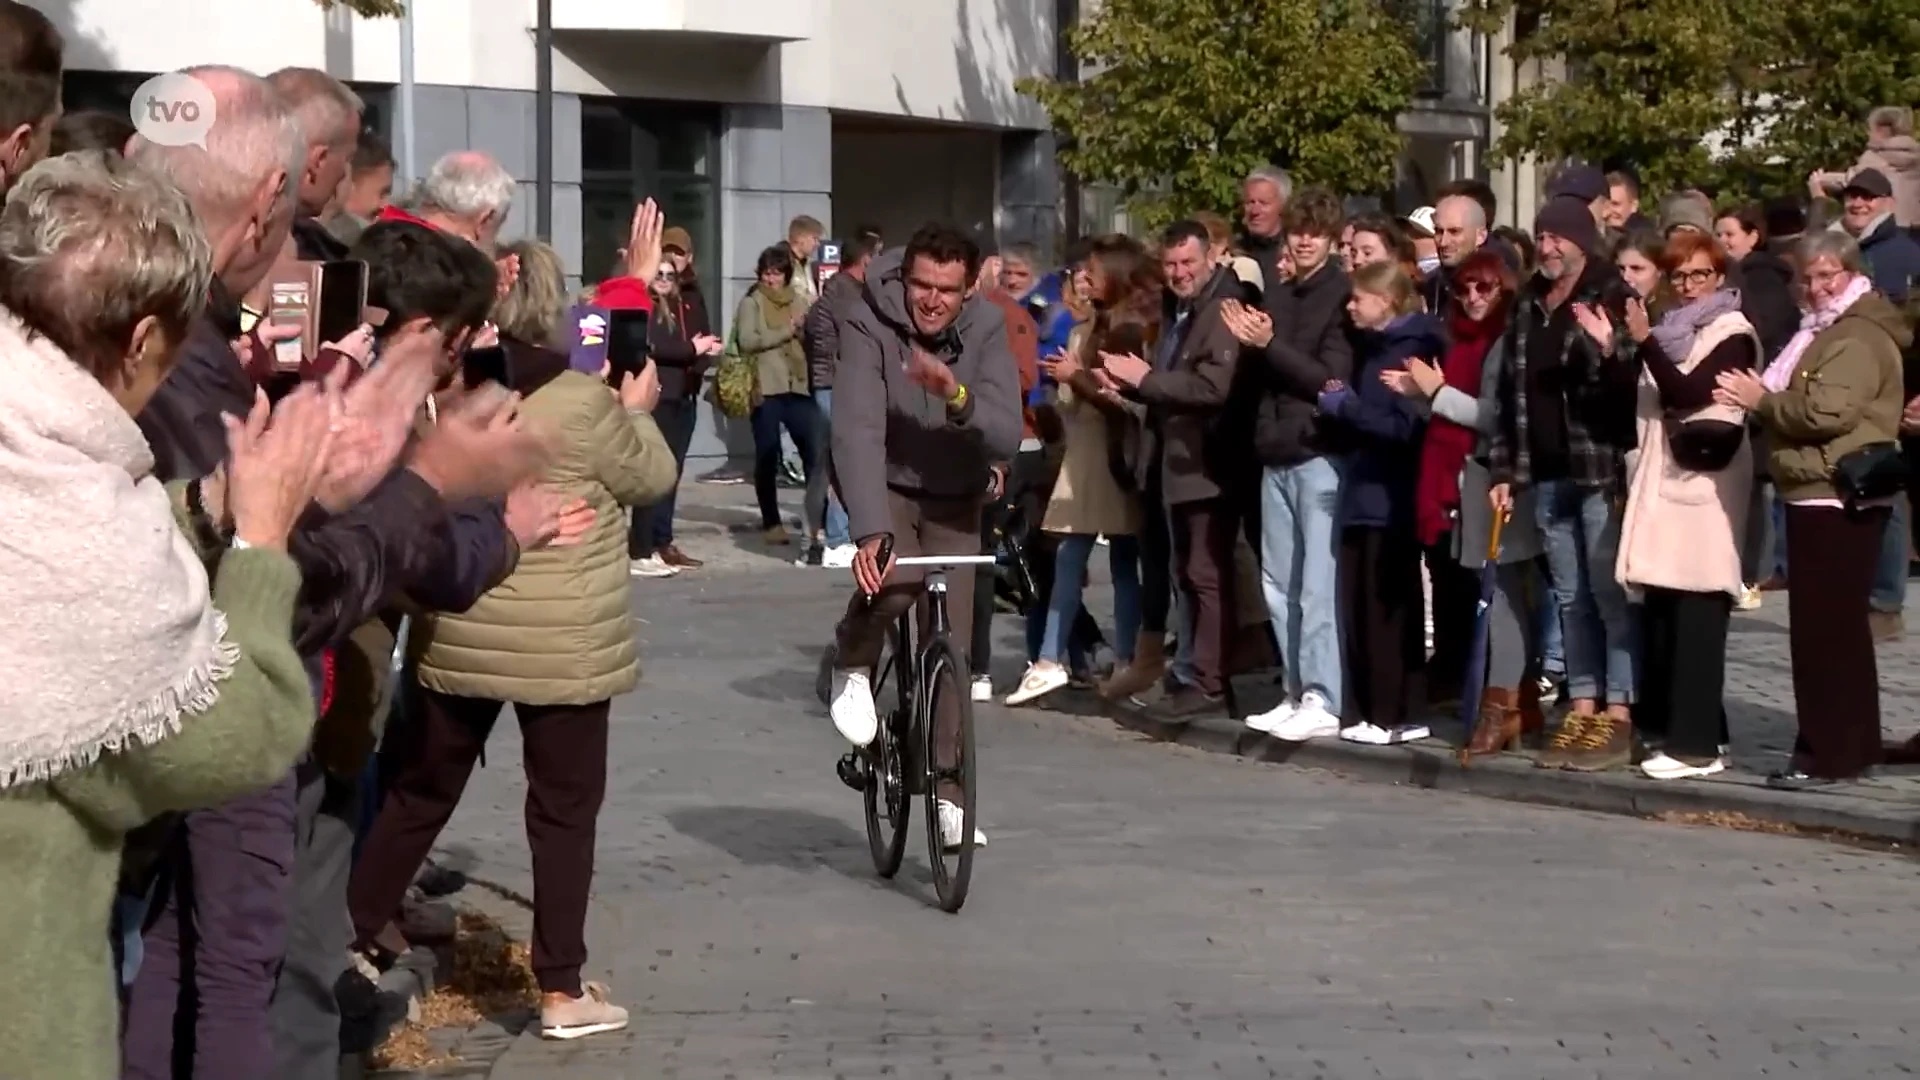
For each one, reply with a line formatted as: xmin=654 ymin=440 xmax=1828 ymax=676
xmin=1461 ymin=0 xmax=1920 ymax=201
xmin=312 ymin=0 xmax=407 ymax=18
xmin=1018 ymin=0 xmax=1420 ymax=229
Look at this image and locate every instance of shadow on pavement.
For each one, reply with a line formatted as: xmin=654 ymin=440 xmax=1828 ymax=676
xmin=665 ymin=805 xmax=879 ymax=882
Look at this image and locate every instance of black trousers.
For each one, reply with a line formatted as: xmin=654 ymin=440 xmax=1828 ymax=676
xmin=1636 ymin=586 xmax=1732 ymax=758
xmin=1137 ymin=476 xmax=1174 ymax=636
xmin=628 ymin=396 xmax=697 ymax=558
xmin=1339 ymin=525 xmax=1426 ymax=728
xmin=1785 ymin=503 xmax=1888 ymax=778
xmin=1423 ymin=533 xmax=1480 ymax=699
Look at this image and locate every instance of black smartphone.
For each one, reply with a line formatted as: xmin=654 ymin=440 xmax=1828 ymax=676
xmin=605 ymin=308 xmax=650 ymax=386
xmin=462 ymin=344 xmax=510 ymax=389
xmin=317 ymin=260 xmax=369 ymax=345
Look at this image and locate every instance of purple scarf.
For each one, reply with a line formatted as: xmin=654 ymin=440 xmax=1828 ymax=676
xmin=1650 ymin=286 xmax=1743 ymax=365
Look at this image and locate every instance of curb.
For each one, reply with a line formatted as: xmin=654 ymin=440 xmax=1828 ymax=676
xmin=1101 ymin=704 xmax=1920 ymax=846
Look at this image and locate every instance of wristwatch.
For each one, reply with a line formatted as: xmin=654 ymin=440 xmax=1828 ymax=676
xmin=946 ymin=384 xmax=969 ymax=412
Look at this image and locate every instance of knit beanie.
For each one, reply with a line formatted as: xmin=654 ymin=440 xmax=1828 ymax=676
xmin=1658 ymin=193 xmax=1714 ymax=237
xmin=1533 ymin=195 xmax=1599 ymax=255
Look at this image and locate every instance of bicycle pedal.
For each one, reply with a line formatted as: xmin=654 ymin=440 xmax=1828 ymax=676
xmin=834 ymin=753 xmax=867 ymax=792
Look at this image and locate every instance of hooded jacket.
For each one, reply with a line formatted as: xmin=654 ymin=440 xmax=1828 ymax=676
xmin=830 ymin=251 xmax=1024 ymax=542
xmin=1323 ymin=312 xmax=1446 ymax=528
xmin=1245 ymin=259 xmax=1354 ymax=467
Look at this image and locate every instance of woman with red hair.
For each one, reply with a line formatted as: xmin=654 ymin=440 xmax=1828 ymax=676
xmin=1383 ymin=246 xmax=1547 ymax=757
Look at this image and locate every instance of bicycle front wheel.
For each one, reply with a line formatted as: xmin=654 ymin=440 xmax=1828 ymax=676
xmin=919 ymin=635 xmax=977 ymax=913
xmin=863 ymin=619 xmax=912 ymax=879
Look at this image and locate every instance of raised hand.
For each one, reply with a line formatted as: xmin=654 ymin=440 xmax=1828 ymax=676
xmin=1403 ymin=357 xmax=1446 ymax=397
xmin=1038 ymin=347 xmax=1081 ymax=383
xmin=407 ymin=384 xmax=553 ymax=501
xmin=225 ymin=386 xmax=336 ymax=551
xmin=1571 ymin=302 xmax=1614 ymax=348
xmin=1096 ymin=350 xmax=1152 ymax=388
xmin=906 ymin=345 xmax=958 ymax=398
xmin=622 ymin=199 xmax=665 ymax=286
xmin=314 ymin=346 xmax=441 ymax=511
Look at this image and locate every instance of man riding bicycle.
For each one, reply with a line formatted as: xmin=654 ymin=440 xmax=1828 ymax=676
xmin=826 ymin=223 xmax=1023 ymax=848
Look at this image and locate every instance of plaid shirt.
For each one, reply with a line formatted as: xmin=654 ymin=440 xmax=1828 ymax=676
xmin=1487 ymin=266 xmax=1638 ymax=493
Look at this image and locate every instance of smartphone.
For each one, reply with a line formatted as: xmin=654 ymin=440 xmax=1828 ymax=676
xmin=317 ymin=260 xmax=369 ymax=346
xmin=605 ymin=308 xmax=651 ymax=386
xmin=462 ymin=344 xmax=510 ymax=390
xmin=265 ymin=259 xmax=370 ymax=366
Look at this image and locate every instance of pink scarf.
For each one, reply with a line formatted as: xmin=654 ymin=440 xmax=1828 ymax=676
xmin=1762 ymin=274 xmax=1874 ymax=392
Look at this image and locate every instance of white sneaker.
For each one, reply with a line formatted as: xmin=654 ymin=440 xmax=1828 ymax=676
xmin=629 ymin=554 xmax=679 ymax=578
xmin=1004 ymin=663 xmax=1069 ymax=706
xmin=829 ymin=670 xmax=878 ymax=747
xmin=1341 ymin=722 xmax=1430 ymax=745
xmin=1245 ymin=699 xmax=1297 ymax=734
xmin=1268 ymin=693 xmax=1340 ymax=741
xmin=971 ymin=675 xmax=993 ymax=702
xmin=822 ymin=543 xmax=857 ymax=569
xmin=936 ymin=798 xmax=987 ymax=850
xmin=1736 ymin=585 xmax=1762 ymax=611
xmin=1641 ymin=751 xmax=1727 ymax=780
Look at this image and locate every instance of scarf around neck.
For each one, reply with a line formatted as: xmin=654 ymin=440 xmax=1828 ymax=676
xmin=1415 ymin=308 xmax=1503 ymax=546
xmin=1762 ymin=273 xmax=1875 ymax=392
xmin=0 ymin=308 xmax=236 ymax=788
xmin=1651 ymin=286 xmax=1744 ymax=365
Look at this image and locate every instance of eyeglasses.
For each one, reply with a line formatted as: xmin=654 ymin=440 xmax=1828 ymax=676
xmin=1460 ymin=279 xmax=1501 ymax=297
xmin=1668 ymin=268 xmax=1717 ymax=287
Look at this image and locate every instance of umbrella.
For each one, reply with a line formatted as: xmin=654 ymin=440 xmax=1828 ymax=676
xmin=1455 ymin=510 xmax=1507 ymax=764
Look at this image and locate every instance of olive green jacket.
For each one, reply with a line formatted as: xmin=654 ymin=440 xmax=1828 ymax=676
xmin=0 ymin=540 xmax=311 ymax=1080
xmin=1757 ymin=291 xmax=1912 ymax=503
xmin=416 ymin=368 xmax=677 ymax=704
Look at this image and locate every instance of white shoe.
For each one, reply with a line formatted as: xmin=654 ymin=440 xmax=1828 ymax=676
xmin=1736 ymin=585 xmax=1762 ymax=611
xmin=629 ymin=555 xmax=679 ymax=578
xmin=1004 ymin=663 xmax=1069 ymax=706
xmin=1268 ymin=693 xmax=1341 ymax=741
xmin=1245 ymin=699 xmax=1297 ymax=734
xmin=936 ymin=798 xmax=987 ymax=850
xmin=1340 ymin=722 xmax=1430 ymax=745
xmin=1641 ymin=751 xmax=1727 ymax=780
xmin=971 ymin=675 xmax=993 ymax=703
xmin=829 ymin=670 xmax=878 ymax=747
xmin=822 ymin=543 xmax=857 ymax=569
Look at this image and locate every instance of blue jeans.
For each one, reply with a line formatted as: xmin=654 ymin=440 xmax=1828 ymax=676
xmin=1042 ymin=534 xmax=1140 ymax=664
xmin=811 ymin=389 xmax=851 ymax=547
xmin=1871 ymin=494 xmax=1909 ymax=614
xmin=1259 ymin=458 xmax=1345 ymax=713
xmin=1535 ymin=557 xmax=1565 ymax=679
xmin=1532 ymin=479 xmax=1637 ymax=704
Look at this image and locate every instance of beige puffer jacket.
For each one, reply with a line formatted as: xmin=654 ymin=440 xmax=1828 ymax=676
xmin=416 ymin=345 xmax=677 ymax=705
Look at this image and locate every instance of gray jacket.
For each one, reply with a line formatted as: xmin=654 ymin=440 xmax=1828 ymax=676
xmin=831 ymin=251 xmax=1024 ymax=542
xmin=1420 ymin=330 xmax=1543 ymax=569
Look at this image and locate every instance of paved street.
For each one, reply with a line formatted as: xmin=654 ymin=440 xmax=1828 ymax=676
xmin=407 ymin=484 xmax=1920 ymax=1078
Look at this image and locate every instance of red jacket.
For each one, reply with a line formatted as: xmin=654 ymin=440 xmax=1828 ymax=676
xmin=982 ymin=288 xmax=1040 ymax=441
xmin=371 ymin=206 xmax=654 ymax=316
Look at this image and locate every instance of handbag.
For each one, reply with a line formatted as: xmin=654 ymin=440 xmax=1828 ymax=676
xmin=1832 ymin=442 xmax=1909 ymax=507
xmin=712 ymin=323 xmax=759 ymax=419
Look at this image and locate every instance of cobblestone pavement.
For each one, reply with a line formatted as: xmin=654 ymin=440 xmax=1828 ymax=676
xmin=409 ymin=487 xmax=1920 ymax=1076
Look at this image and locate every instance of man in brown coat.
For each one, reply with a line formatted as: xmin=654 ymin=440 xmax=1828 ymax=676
xmin=1097 ymin=219 xmax=1244 ymax=720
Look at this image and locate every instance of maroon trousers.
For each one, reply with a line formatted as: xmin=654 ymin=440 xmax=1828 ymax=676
xmin=1784 ymin=504 xmax=1888 ymax=779
xmin=348 ymin=690 xmax=609 ymax=995
xmin=1169 ymin=498 xmax=1239 ymax=696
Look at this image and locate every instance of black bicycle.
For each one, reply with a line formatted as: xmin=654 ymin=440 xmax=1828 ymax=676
xmin=832 ymin=546 xmax=995 ymax=913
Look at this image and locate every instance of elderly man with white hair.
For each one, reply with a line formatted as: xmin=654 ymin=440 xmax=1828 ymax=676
xmin=266 ymin=66 xmax=363 ymax=260
xmin=381 ymin=148 xmax=516 ymax=250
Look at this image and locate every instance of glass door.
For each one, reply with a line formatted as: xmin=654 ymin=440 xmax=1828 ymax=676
xmin=579 ymin=99 xmax=721 ymax=283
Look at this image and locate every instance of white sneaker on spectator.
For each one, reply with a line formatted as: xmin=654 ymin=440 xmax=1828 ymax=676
xmin=540 ymin=982 xmax=629 ymax=1040
xmin=936 ymin=798 xmax=987 ymax=849
xmin=971 ymin=675 xmax=993 ymax=702
xmin=1245 ymin=699 xmax=1297 ymax=734
xmin=1641 ymin=751 xmax=1726 ymax=780
xmin=1004 ymin=662 xmax=1069 ymax=706
xmin=1341 ymin=722 xmax=1429 ymax=745
xmin=823 ymin=544 xmax=857 ymax=569
xmin=629 ymin=555 xmax=678 ymax=578
xmin=1268 ymin=692 xmax=1340 ymax=741
xmin=829 ymin=670 xmax=878 ymax=747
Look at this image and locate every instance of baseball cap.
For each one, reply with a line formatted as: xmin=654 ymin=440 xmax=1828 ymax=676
xmin=1842 ymin=168 xmax=1894 ymax=200
xmin=662 ymin=226 xmax=693 ymax=255
xmin=1401 ymin=206 xmax=1437 ymax=238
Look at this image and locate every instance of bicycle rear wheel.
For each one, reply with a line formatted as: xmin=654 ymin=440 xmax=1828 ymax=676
xmin=919 ymin=635 xmax=976 ymax=913
xmin=862 ymin=619 xmax=913 ymax=878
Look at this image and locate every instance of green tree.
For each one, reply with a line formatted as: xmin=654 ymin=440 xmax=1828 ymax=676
xmin=312 ymin=0 xmax=406 ymax=17
xmin=1458 ymin=0 xmax=1773 ymax=198
xmin=1017 ymin=0 xmax=1419 ymax=229
xmin=1464 ymin=0 xmax=1920 ymax=201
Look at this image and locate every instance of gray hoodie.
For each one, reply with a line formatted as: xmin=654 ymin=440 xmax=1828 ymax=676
xmin=830 ymin=251 xmax=1023 ymax=543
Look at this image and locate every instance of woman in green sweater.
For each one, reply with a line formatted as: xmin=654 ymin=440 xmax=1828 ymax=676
xmin=0 ymin=152 xmax=333 ymax=1077
xmin=736 ymin=243 xmax=820 ymax=545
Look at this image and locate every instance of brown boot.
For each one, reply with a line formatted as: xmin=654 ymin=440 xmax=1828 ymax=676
xmin=1561 ymin=713 xmax=1633 ymax=772
xmin=1096 ymin=632 xmax=1168 ymax=700
xmin=1461 ymin=687 xmax=1523 ymax=762
xmin=1516 ymin=676 xmax=1547 ymax=736
xmin=1536 ymin=711 xmax=1594 ymax=769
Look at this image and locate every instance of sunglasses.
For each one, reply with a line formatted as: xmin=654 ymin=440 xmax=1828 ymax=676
xmin=1460 ymin=279 xmax=1501 ymax=297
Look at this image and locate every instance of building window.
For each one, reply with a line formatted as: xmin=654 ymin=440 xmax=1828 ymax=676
xmin=579 ymin=99 xmax=721 ymax=283
xmin=65 ymin=72 xmax=396 ymax=141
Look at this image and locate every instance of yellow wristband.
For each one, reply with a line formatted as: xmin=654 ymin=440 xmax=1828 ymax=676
xmin=947 ymin=384 xmax=969 ymax=411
